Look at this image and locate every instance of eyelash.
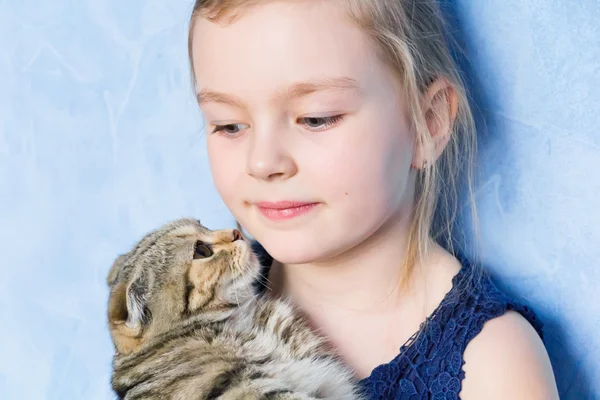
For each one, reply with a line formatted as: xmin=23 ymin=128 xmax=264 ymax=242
xmin=211 ymin=124 xmax=248 ymax=137
xmin=211 ymin=115 xmax=345 ymax=138
xmin=300 ymin=115 xmax=345 ymax=131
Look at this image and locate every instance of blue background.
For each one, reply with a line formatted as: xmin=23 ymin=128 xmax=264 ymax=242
xmin=0 ymin=1 xmax=598 ymax=398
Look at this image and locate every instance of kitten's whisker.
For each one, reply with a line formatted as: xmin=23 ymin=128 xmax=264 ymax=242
xmin=243 ymin=262 xmax=261 ymax=305
xmin=230 ymin=275 xmax=242 ymax=308
xmin=235 ymin=281 xmax=241 ymax=308
xmin=261 ymin=275 xmax=274 ymax=292
xmin=247 ymin=283 xmax=259 ymax=306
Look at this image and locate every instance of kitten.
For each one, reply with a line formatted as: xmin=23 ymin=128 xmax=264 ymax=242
xmin=106 ymin=218 xmax=363 ymax=399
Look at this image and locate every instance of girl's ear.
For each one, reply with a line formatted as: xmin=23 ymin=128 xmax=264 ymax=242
xmin=412 ymin=78 xmax=458 ymax=169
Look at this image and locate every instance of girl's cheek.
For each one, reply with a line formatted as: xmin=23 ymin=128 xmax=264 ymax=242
xmin=213 ymin=156 xmax=246 ymax=197
xmin=207 ymin=150 xmax=231 ymax=189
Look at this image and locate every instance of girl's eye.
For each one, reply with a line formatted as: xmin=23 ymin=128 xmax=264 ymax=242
xmin=211 ymin=123 xmax=249 ymax=137
xmin=194 ymin=241 xmax=213 ymax=259
xmin=298 ymin=115 xmax=345 ymax=131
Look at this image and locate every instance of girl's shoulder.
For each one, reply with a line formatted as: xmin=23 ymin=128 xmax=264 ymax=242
xmin=361 ymin=257 xmax=552 ymax=399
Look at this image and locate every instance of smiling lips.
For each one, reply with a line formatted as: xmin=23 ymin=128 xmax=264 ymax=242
xmin=255 ymin=201 xmax=320 ymax=221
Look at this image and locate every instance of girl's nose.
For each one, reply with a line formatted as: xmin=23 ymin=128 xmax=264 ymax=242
xmin=245 ymin=131 xmax=297 ymax=181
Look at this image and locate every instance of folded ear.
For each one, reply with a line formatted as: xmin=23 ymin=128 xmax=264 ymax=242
xmin=107 ymin=253 xmax=129 ymax=286
xmin=107 ymin=278 xmax=146 ymax=355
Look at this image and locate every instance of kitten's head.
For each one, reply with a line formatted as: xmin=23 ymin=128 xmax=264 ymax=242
xmin=106 ymin=218 xmax=259 ymax=355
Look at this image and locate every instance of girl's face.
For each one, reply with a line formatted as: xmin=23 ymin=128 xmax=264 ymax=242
xmin=191 ymin=1 xmax=416 ymax=264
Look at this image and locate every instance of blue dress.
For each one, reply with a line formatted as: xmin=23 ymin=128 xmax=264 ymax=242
xmin=251 ymin=242 xmax=544 ymax=400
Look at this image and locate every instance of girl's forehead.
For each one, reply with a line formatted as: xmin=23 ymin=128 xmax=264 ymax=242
xmin=190 ymin=2 xmax=384 ymax=95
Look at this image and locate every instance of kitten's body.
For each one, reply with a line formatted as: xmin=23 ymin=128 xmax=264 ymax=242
xmin=107 ymin=219 xmax=362 ymax=399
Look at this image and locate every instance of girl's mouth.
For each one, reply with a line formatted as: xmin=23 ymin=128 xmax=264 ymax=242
xmin=254 ymin=201 xmax=320 ymax=221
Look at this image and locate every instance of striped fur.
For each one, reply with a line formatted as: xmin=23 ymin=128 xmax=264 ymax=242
xmin=107 ymin=218 xmax=364 ymax=399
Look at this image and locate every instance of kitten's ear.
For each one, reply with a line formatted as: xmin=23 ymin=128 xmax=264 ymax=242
xmin=107 ymin=279 xmax=145 ymax=354
xmin=107 ymin=253 xmax=128 ymax=286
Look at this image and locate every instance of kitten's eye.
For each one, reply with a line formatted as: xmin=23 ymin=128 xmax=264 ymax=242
xmin=194 ymin=241 xmax=213 ymax=259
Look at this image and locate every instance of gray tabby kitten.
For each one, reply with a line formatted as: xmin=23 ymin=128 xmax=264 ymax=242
xmin=106 ymin=218 xmax=363 ymax=399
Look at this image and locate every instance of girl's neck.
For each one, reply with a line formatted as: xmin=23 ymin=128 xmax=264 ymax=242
xmin=268 ymin=210 xmax=422 ymax=316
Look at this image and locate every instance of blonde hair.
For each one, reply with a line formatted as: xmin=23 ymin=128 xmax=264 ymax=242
xmin=188 ymin=0 xmax=479 ymax=284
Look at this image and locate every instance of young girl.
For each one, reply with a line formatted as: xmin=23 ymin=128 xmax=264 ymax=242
xmin=187 ymin=1 xmax=559 ymax=398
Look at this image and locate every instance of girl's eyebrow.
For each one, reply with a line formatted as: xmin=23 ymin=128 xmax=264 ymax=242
xmin=284 ymin=76 xmax=361 ymax=99
xmin=196 ymin=76 xmax=361 ymax=108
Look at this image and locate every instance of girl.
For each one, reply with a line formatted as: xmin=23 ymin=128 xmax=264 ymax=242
xmin=187 ymin=0 xmax=559 ymax=398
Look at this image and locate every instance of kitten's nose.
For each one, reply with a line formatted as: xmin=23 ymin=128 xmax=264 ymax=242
xmin=213 ymin=229 xmax=244 ymax=245
xmin=232 ymin=229 xmax=243 ymax=242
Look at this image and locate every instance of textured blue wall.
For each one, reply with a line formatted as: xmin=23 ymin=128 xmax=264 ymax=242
xmin=0 ymin=1 xmax=235 ymax=399
xmin=447 ymin=2 xmax=600 ymax=399
xmin=0 ymin=1 xmax=597 ymax=399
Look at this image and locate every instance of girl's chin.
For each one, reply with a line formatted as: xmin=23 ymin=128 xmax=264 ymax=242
xmin=256 ymin=234 xmax=353 ymax=266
